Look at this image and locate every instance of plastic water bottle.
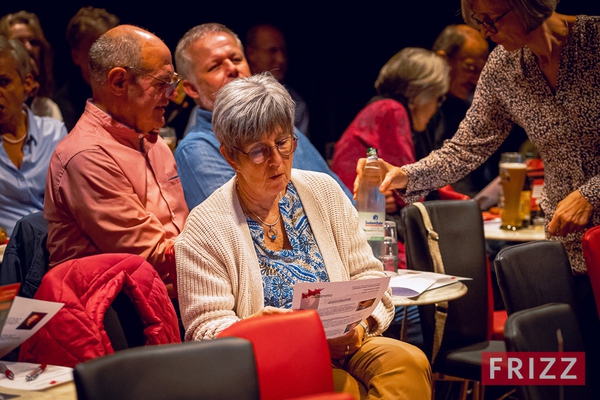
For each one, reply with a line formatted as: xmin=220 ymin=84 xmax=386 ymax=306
xmin=356 ymin=148 xmax=385 ymax=256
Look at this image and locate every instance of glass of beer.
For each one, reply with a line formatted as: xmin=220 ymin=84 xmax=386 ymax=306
xmin=499 ymin=152 xmax=527 ymax=230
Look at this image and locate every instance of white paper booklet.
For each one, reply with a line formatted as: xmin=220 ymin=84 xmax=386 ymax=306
xmin=292 ymin=276 xmax=391 ymax=339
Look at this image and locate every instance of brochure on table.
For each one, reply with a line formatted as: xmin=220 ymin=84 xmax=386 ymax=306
xmin=292 ymin=276 xmax=390 ymax=339
xmin=389 ymin=270 xmax=472 ymax=298
xmin=0 ymin=283 xmax=64 ymax=360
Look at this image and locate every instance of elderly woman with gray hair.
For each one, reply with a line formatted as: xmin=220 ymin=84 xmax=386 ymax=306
xmin=330 ymin=47 xmax=449 ymax=209
xmin=175 ymin=73 xmax=432 ymax=399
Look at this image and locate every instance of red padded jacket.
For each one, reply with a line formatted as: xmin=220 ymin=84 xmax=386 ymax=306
xmin=19 ymin=253 xmax=181 ymax=367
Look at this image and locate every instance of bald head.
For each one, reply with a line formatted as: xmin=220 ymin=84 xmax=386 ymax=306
xmin=88 ymin=24 xmax=169 ymax=90
xmin=87 ymin=24 xmax=176 ymax=132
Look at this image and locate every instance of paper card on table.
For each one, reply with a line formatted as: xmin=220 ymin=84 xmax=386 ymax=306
xmin=291 ymin=276 xmax=390 ymax=339
xmin=390 ymin=275 xmax=436 ymax=298
xmin=0 ymin=296 xmax=64 ymax=359
xmin=390 ymin=270 xmax=472 ymax=298
xmin=0 ymin=362 xmax=73 ymax=390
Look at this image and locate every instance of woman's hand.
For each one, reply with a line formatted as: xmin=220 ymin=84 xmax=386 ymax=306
xmin=548 ymin=190 xmax=593 ymax=236
xmin=327 ymin=320 xmax=368 ymax=359
xmin=354 ymin=158 xmax=409 ymax=199
xmin=384 ymin=189 xmax=399 ymax=214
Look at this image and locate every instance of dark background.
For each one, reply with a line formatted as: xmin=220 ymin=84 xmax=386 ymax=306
xmin=2 ymin=1 xmax=600 ymax=156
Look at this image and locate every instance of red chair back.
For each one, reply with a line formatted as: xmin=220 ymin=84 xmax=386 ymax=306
xmin=218 ymin=310 xmax=350 ymax=400
xmin=582 ymin=225 xmax=600 ymax=319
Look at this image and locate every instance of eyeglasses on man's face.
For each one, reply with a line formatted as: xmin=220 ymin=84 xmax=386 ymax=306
xmin=235 ymin=134 xmax=299 ymax=164
xmin=471 ymin=8 xmax=512 ymax=34
xmin=147 ymin=72 xmax=181 ymax=98
xmin=124 ymin=67 xmax=181 ymax=97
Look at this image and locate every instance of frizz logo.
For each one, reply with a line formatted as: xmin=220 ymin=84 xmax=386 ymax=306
xmin=482 ymin=352 xmax=585 ymax=386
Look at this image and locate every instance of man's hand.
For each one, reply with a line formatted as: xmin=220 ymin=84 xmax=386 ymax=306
xmin=548 ymin=190 xmax=593 ymax=236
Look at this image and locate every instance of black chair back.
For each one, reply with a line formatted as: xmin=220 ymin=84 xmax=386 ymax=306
xmin=504 ymin=303 xmax=591 ymax=400
xmin=74 ymin=338 xmax=260 ymax=400
xmin=0 ymin=211 xmax=49 ymax=298
xmin=493 ymin=241 xmax=577 ymax=314
xmin=402 ymin=199 xmax=489 ymax=359
xmin=103 ymin=291 xmax=146 ymax=351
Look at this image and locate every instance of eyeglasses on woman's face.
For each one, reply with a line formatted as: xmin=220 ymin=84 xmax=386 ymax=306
xmin=471 ymin=8 xmax=512 ymax=34
xmin=235 ymin=134 xmax=298 ymax=164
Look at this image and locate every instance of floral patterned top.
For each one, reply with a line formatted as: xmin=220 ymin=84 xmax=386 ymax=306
xmin=247 ymin=182 xmax=329 ymax=308
xmin=402 ymin=15 xmax=600 ymax=274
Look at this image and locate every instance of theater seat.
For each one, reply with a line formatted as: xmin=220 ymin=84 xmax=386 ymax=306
xmin=218 ymin=310 xmax=354 ymax=400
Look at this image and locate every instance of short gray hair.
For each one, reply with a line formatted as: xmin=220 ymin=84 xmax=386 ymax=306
xmin=375 ymin=47 xmax=449 ymax=106
xmin=212 ymin=72 xmax=295 ymax=155
xmin=461 ymin=0 xmax=559 ymax=33
xmin=0 ymin=36 xmax=31 ymax=81
xmin=175 ymin=23 xmax=243 ymax=82
xmin=88 ymin=30 xmax=142 ymax=88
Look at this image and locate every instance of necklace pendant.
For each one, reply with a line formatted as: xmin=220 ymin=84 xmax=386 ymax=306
xmin=267 ymin=226 xmax=278 ymax=242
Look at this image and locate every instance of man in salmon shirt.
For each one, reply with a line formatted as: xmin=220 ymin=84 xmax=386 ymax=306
xmin=44 ymin=25 xmax=188 ymax=297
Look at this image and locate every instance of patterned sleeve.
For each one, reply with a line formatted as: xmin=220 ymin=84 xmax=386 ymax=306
xmin=401 ymin=48 xmax=519 ymax=203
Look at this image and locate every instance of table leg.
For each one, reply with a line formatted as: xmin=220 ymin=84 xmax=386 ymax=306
xmin=400 ymin=306 xmax=408 ymax=341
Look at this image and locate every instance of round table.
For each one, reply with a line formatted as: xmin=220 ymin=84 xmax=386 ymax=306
xmin=391 ymin=280 xmax=468 ymax=341
xmin=391 ymin=281 xmax=468 ymax=307
xmin=483 ymin=219 xmax=546 ymax=242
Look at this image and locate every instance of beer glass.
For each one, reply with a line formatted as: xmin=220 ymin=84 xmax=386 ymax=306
xmin=499 ymin=152 xmax=526 ymax=230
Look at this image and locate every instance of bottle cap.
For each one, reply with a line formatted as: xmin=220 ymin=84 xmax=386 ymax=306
xmin=366 ymin=147 xmax=378 ymax=158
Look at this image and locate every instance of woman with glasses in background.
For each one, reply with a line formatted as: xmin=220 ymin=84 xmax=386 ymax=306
xmin=355 ymin=0 xmax=600 ymax=396
xmin=175 ymin=73 xmax=432 ymax=400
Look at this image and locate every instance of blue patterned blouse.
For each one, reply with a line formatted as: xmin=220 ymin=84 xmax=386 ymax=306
xmin=246 ymin=182 xmax=330 ymax=309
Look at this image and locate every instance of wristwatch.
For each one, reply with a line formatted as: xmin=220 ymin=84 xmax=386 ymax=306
xmin=359 ymin=320 xmax=370 ymax=338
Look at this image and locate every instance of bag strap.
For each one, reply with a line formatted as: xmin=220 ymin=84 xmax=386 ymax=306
xmin=413 ymin=202 xmax=448 ymax=363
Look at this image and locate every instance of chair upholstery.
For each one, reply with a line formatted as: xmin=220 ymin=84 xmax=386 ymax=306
xmin=0 ymin=211 xmax=49 ymax=298
xmin=582 ymin=225 xmax=600 ymax=319
xmin=494 ymin=241 xmax=577 ymax=315
xmin=401 ymin=200 xmax=505 ymax=398
xmin=503 ymin=303 xmax=592 ymax=400
xmin=74 ymin=337 xmax=259 ymax=400
xmin=218 ymin=310 xmax=354 ymax=400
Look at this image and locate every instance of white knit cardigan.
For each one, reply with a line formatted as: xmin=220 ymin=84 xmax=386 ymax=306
xmin=175 ymin=169 xmax=394 ymax=341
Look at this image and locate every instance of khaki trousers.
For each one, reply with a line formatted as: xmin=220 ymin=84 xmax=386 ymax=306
xmin=333 ymin=336 xmax=432 ymax=400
